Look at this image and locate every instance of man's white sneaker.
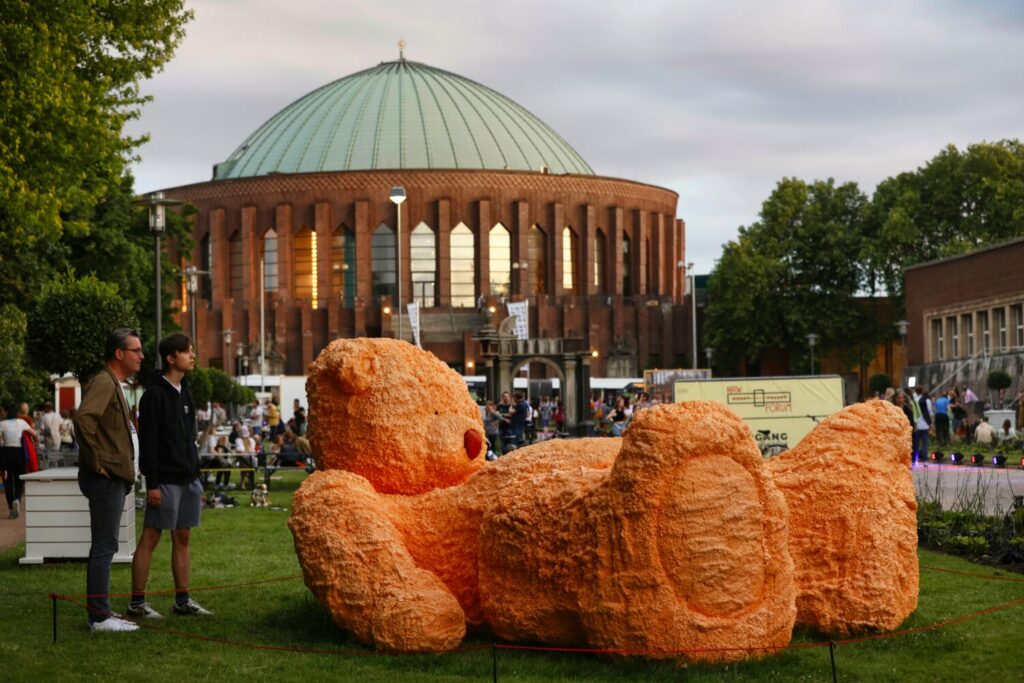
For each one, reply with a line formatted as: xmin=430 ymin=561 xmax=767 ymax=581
xmin=10 ymin=500 xmax=19 ymax=519
xmin=127 ymin=602 xmax=164 ymax=619
xmin=173 ymin=599 xmax=213 ymax=616
xmin=89 ymin=617 xmax=139 ymax=633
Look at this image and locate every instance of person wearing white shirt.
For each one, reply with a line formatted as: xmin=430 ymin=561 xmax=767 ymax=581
xmin=997 ymin=419 xmax=1018 ymax=442
xmin=974 ymin=417 xmax=995 ymax=445
xmin=1 ymin=403 xmax=36 ymax=518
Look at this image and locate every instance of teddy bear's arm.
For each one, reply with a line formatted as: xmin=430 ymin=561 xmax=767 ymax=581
xmin=289 ymin=470 xmax=467 ymax=652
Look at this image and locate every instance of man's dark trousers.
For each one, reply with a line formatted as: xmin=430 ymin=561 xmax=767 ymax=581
xmin=78 ymin=467 xmax=129 ymax=623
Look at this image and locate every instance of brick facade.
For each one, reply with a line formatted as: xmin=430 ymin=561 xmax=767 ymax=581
xmin=167 ymin=168 xmax=691 ymax=379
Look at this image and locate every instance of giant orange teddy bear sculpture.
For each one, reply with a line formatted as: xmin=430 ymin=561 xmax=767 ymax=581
xmin=289 ymin=338 xmax=917 ymax=662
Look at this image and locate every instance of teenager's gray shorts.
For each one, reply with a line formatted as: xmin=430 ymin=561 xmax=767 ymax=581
xmin=144 ymin=479 xmax=203 ymax=530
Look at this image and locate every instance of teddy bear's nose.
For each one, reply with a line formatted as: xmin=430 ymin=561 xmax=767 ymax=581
xmin=464 ymin=429 xmax=483 ymax=460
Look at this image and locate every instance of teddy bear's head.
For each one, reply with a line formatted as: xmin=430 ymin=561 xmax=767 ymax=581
xmin=306 ymin=338 xmax=487 ymax=495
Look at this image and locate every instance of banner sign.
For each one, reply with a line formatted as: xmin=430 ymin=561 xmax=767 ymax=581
xmin=506 ymin=300 xmax=529 ymax=340
xmin=406 ymin=301 xmax=421 ymax=348
xmin=672 ymin=375 xmax=845 ymax=456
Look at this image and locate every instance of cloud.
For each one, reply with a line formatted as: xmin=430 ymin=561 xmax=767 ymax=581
xmin=126 ymin=0 xmax=1024 ymax=272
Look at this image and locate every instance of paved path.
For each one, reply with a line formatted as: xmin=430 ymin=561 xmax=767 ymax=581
xmin=912 ymin=462 xmax=1024 ymax=514
xmin=0 ymin=506 xmax=26 ymax=554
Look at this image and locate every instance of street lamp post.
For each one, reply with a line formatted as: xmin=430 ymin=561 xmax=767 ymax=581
xmin=389 ymin=186 xmax=407 ymax=342
xmin=686 ymin=261 xmax=697 ymax=369
xmin=134 ymin=191 xmax=183 ymax=368
xmin=895 ymin=320 xmax=909 ymax=386
xmin=221 ymin=328 xmax=234 ymax=376
xmin=705 ymin=346 xmax=713 ymax=370
xmin=806 ymin=333 xmax=819 ymax=375
xmin=184 ymin=265 xmax=209 ymax=358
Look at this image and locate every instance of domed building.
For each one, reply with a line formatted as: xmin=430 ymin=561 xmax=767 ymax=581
xmin=165 ymin=55 xmax=689 ymax=408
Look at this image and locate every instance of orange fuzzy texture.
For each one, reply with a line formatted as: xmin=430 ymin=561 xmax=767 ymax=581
xmin=767 ymin=399 xmax=919 ymax=635
xmin=290 ymin=338 xmax=799 ymax=660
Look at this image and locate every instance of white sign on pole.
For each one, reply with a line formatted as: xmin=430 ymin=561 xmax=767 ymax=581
xmin=406 ymin=301 xmax=422 ymax=348
xmin=506 ymin=300 xmax=529 ymax=340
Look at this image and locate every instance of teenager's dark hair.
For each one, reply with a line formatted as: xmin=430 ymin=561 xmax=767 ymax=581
xmin=159 ymin=333 xmax=192 ymax=364
xmin=105 ymin=328 xmax=141 ymax=360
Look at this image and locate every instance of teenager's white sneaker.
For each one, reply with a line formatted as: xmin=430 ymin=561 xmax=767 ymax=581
xmin=89 ymin=617 xmax=139 ymax=633
xmin=173 ymin=598 xmax=213 ymax=616
xmin=127 ymin=602 xmax=164 ymax=619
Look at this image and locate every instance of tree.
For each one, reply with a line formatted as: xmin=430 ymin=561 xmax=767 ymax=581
xmin=188 ymin=367 xmax=214 ymax=407
xmin=0 ymin=304 xmax=49 ymax=406
xmin=864 ymin=140 xmax=1024 ymax=296
xmin=27 ymin=272 xmax=139 ymax=381
xmin=868 ymin=373 xmax=893 ymax=397
xmin=705 ymin=178 xmax=881 ymax=374
xmin=0 ymin=1 xmax=192 ymax=306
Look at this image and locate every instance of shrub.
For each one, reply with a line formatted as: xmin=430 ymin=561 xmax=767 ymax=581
xmin=945 ymin=535 xmax=989 ymax=556
xmin=987 ymin=369 xmax=1011 ymax=392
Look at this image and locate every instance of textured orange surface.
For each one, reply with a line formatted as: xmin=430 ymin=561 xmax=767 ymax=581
xmin=290 ymin=338 xmax=800 ymax=660
xmin=767 ymin=400 xmax=919 ymax=636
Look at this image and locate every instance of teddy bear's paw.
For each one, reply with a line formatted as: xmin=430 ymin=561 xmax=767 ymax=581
xmin=370 ymin=585 xmax=467 ymax=652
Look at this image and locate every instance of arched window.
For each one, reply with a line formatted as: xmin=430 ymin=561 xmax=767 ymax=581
xmin=371 ymin=223 xmax=396 ymax=302
xmin=562 ymin=227 xmax=577 ymax=294
xmin=527 ymin=224 xmax=547 ymax=295
xmin=294 ymin=226 xmax=317 ymax=307
xmin=489 ymin=223 xmax=511 ymax=297
xmin=261 ymin=228 xmax=278 ymax=292
xmin=450 ymin=222 xmax=475 ymax=307
xmin=594 ymin=230 xmax=607 ymax=294
xmin=622 ymin=233 xmax=632 ymax=295
xmin=410 ymin=222 xmax=436 ymax=307
xmin=200 ymin=233 xmax=212 ymax=300
xmin=229 ymin=231 xmax=242 ymax=299
xmin=331 ymin=225 xmax=356 ymax=307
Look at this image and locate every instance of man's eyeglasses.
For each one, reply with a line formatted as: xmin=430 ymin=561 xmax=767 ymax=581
xmin=122 ymin=347 xmax=144 ymax=355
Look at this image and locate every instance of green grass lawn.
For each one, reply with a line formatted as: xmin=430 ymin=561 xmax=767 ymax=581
xmin=2 ymin=469 xmax=1023 ymax=681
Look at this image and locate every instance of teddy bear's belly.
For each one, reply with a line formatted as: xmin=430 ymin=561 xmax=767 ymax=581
xmin=657 ymin=455 xmax=766 ymax=618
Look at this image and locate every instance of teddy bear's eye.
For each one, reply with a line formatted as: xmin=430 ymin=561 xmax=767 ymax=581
xmin=434 ymin=410 xmax=439 ymax=416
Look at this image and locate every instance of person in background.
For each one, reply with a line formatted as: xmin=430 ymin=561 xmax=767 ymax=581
xmin=1 ymin=403 xmax=36 ymax=518
xmin=606 ymin=395 xmax=632 ymax=437
xmin=265 ymin=398 xmax=280 ymax=436
xmin=483 ymin=399 xmax=501 ymax=455
xmin=892 ymin=390 xmax=914 ymax=428
xmin=933 ymin=390 xmax=951 ymax=447
xmin=130 ymin=333 xmax=212 ymax=620
xmin=974 ymin=416 xmax=995 ymax=445
xmin=997 ymin=419 xmax=1018 ymax=442
xmin=40 ymin=401 xmax=64 ymax=467
xmin=910 ymin=386 xmax=933 ymax=458
xmin=74 ymin=327 xmax=142 ymax=632
xmin=633 ymin=392 xmax=653 ymax=413
xmin=59 ymin=409 xmax=76 ymax=453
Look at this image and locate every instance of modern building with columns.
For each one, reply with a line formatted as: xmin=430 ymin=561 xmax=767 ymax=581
xmin=164 ymin=56 xmax=690 ymax=386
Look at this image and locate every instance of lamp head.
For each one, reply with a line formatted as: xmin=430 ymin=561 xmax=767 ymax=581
xmin=389 ymin=186 xmax=407 ymax=205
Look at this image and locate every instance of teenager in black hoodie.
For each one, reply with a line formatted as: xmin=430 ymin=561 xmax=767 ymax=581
xmin=128 ymin=333 xmax=213 ymax=619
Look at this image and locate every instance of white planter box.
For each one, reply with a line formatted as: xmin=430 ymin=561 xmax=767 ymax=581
xmin=19 ymin=467 xmax=135 ymax=565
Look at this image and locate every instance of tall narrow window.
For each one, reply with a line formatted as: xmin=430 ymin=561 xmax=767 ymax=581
xmin=1014 ymin=304 xmax=1024 ymax=348
xmin=331 ymin=225 xmax=356 ymax=307
xmin=562 ymin=227 xmax=577 ymax=294
xmin=527 ymin=224 xmax=547 ymax=295
xmin=200 ymin=233 xmax=212 ymax=300
xmin=261 ymin=228 xmax=278 ymax=292
xmin=489 ymin=223 xmax=511 ymax=298
xmin=410 ymin=222 xmax=436 ymax=307
xmin=932 ymin=318 xmax=944 ymax=361
xmin=948 ymin=317 xmax=959 ymax=359
xmin=622 ymin=234 xmax=632 ymax=295
xmin=980 ymin=311 xmax=990 ymax=353
xmin=963 ymin=314 xmax=974 ymax=356
xmin=996 ymin=308 xmax=1007 ymax=351
xmin=371 ymin=223 xmax=396 ymax=302
xmin=450 ymin=223 xmax=475 ymax=307
xmin=594 ymin=230 xmax=607 ymax=294
xmin=645 ymin=237 xmax=653 ymax=295
xmin=229 ymin=231 xmax=242 ymax=299
xmin=294 ymin=227 xmax=317 ymax=307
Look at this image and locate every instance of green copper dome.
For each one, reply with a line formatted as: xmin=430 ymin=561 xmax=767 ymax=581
xmin=213 ymin=59 xmax=594 ymax=179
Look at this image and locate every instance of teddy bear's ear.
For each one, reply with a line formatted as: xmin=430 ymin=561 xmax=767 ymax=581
xmin=332 ymin=346 xmax=377 ymax=394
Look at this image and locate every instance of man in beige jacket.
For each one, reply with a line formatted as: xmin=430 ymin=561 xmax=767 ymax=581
xmin=75 ymin=327 xmax=144 ymax=633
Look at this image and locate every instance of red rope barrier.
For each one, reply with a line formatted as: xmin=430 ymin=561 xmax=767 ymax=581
xmin=53 ymin=574 xmax=302 ymax=600
xmin=46 ymin=560 xmax=1024 ymax=658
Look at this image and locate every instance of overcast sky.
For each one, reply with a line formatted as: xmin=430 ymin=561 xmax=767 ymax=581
xmin=127 ymin=0 xmax=1024 ymax=274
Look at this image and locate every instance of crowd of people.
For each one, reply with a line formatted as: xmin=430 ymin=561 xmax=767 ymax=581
xmin=884 ymin=384 xmax=1022 ymax=456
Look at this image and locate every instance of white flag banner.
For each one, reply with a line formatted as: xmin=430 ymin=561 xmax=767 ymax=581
xmin=506 ymin=300 xmax=529 ymax=340
xmin=406 ymin=301 xmax=422 ymax=348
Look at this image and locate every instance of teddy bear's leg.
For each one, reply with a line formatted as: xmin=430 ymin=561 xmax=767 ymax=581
xmin=578 ymin=401 xmax=796 ymax=662
xmin=767 ymin=400 xmax=918 ymax=635
xmin=289 ymin=470 xmax=466 ymax=652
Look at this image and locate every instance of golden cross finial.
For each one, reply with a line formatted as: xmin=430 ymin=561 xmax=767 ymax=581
xmin=398 ymin=39 xmax=406 ymax=60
